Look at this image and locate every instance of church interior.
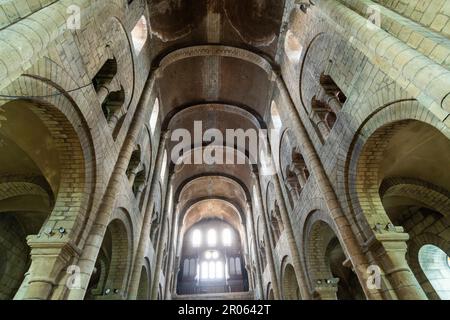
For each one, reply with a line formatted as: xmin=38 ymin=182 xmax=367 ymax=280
xmin=0 ymin=0 xmax=449 ymax=300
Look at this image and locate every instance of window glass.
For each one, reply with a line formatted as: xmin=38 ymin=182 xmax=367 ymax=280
xmin=192 ymin=229 xmax=202 ymax=247
xmin=207 ymin=229 xmax=217 ymax=246
xmin=131 ymin=16 xmax=148 ymax=55
xmin=223 ymin=228 xmax=232 ymax=246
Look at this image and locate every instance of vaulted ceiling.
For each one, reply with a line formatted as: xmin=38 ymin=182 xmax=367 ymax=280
xmin=149 ymin=0 xmax=290 ymax=233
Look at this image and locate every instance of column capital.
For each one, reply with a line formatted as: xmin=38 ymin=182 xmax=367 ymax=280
xmin=314 ymin=278 xmax=339 ymax=300
xmin=23 ymin=236 xmax=81 ymax=299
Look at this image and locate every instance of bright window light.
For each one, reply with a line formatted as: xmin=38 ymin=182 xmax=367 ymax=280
xmin=131 ymin=16 xmax=148 ymax=55
xmin=235 ymin=257 xmax=242 ymax=275
xmin=207 ymin=229 xmax=217 ymax=247
xmin=201 ymin=261 xmax=209 ymax=279
xmin=150 ymin=99 xmax=159 ymax=135
xmin=205 ymin=250 xmax=219 ymax=260
xmin=222 ymin=228 xmax=232 ymax=246
xmin=209 ymin=262 xmax=216 ymax=279
xmin=192 ymin=229 xmax=202 ymax=247
xmin=216 ymin=261 xmax=224 ymax=279
xmin=271 ymin=101 xmax=282 ymax=130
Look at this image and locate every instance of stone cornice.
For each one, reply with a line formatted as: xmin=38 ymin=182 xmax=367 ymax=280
xmin=158 ymin=45 xmax=274 ymax=77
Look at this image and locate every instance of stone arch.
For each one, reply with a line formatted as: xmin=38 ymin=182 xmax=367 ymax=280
xmin=353 ymin=120 xmax=450 ymax=232
xmin=0 ymin=92 xmax=95 ymax=299
xmin=346 ymin=100 xmax=450 ymax=241
xmin=304 ymin=211 xmax=365 ymax=300
xmin=224 ymin=0 xmax=286 ymax=47
xmin=87 ymin=215 xmax=132 ymax=300
xmin=281 ymin=257 xmax=300 ymax=300
xmin=0 ymin=59 xmax=100 ymax=249
xmin=266 ymin=282 xmax=274 ymax=300
xmin=100 ymin=16 xmax=135 ymax=111
xmin=137 ymin=265 xmax=150 ymax=300
xmin=408 ymin=233 xmax=450 ymax=300
xmin=265 ymin=182 xmax=284 ymax=245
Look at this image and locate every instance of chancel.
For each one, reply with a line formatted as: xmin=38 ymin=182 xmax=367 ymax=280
xmin=0 ymin=0 xmax=449 ymax=301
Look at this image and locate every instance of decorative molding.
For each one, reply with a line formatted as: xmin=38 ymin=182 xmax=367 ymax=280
xmin=159 ymin=46 xmax=274 ymax=76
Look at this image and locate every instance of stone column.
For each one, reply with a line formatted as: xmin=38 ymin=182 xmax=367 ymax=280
xmin=14 ymin=271 xmax=31 ymax=300
xmin=252 ymin=170 xmax=281 ymax=300
xmin=292 ymin=167 xmax=306 ymax=188
xmin=324 ymin=94 xmax=342 ymax=114
xmin=108 ymin=112 xmax=121 ymax=130
xmin=245 ymin=201 xmax=265 ymax=299
xmin=128 ymin=168 xmax=138 ymax=185
xmin=128 ymin=131 xmax=171 ymax=299
xmin=22 ymin=237 xmax=80 ymax=300
xmin=368 ymin=230 xmax=427 ymax=300
xmin=150 ymin=174 xmax=175 ymax=300
xmin=97 ymin=85 xmax=110 ymax=104
xmin=314 ymin=278 xmax=339 ymax=300
xmin=164 ymin=202 xmax=180 ymax=298
xmin=275 ymin=75 xmax=381 ymax=300
xmin=264 ymin=134 xmax=310 ymax=299
xmin=66 ymin=70 xmax=159 ymax=300
xmin=97 ymin=78 xmax=120 ymax=104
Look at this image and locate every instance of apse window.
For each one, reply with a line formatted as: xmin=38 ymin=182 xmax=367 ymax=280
xmin=192 ymin=229 xmax=202 ymax=248
xmin=207 ymin=229 xmax=217 ymax=247
xmin=205 ymin=250 xmax=219 ymax=260
xmin=131 ymin=16 xmax=148 ymax=55
xmin=200 ymin=260 xmax=224 ymax=280
xmin=222 ymin=228 xmax=232 ymax=246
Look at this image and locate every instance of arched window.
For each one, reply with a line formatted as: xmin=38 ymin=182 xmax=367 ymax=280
xmin=271 ymin=101 xmax=282 ymax=130
xmin=284 ymin=30 xmax=303 ymax=63
xmin=222 ymin=228 xmax=232 ymax=246
xmin=192 ymin=229 xmax=202 ymax=247
xmin=189 ymin=259 xmax=196 ymax=277
xmin=207 ymin=229 xmax=217 ymax=247
xmin=419 ymin=244 xmax=450 ymax=300
xmin=208 ymin=262 xmax=216 ymax=279
xmin=229 ymin=257 xmax=236 ymax=275
xmin=150 ymin=99 xmax=160 ymax=135
xmin=201 ymin=261 xmax=209 ymax=280
xmin=215 ymin=261 xmax=224 ymax=279
xmin=183 ymin=259 xmax=189 ymax=277
xmin=235 ymin=257 xmax=242 ymax=275
xmin=199 ymin=260 xmax=224 ymax=280
xmin=131 ymin=16 xmax=148 ymax=55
